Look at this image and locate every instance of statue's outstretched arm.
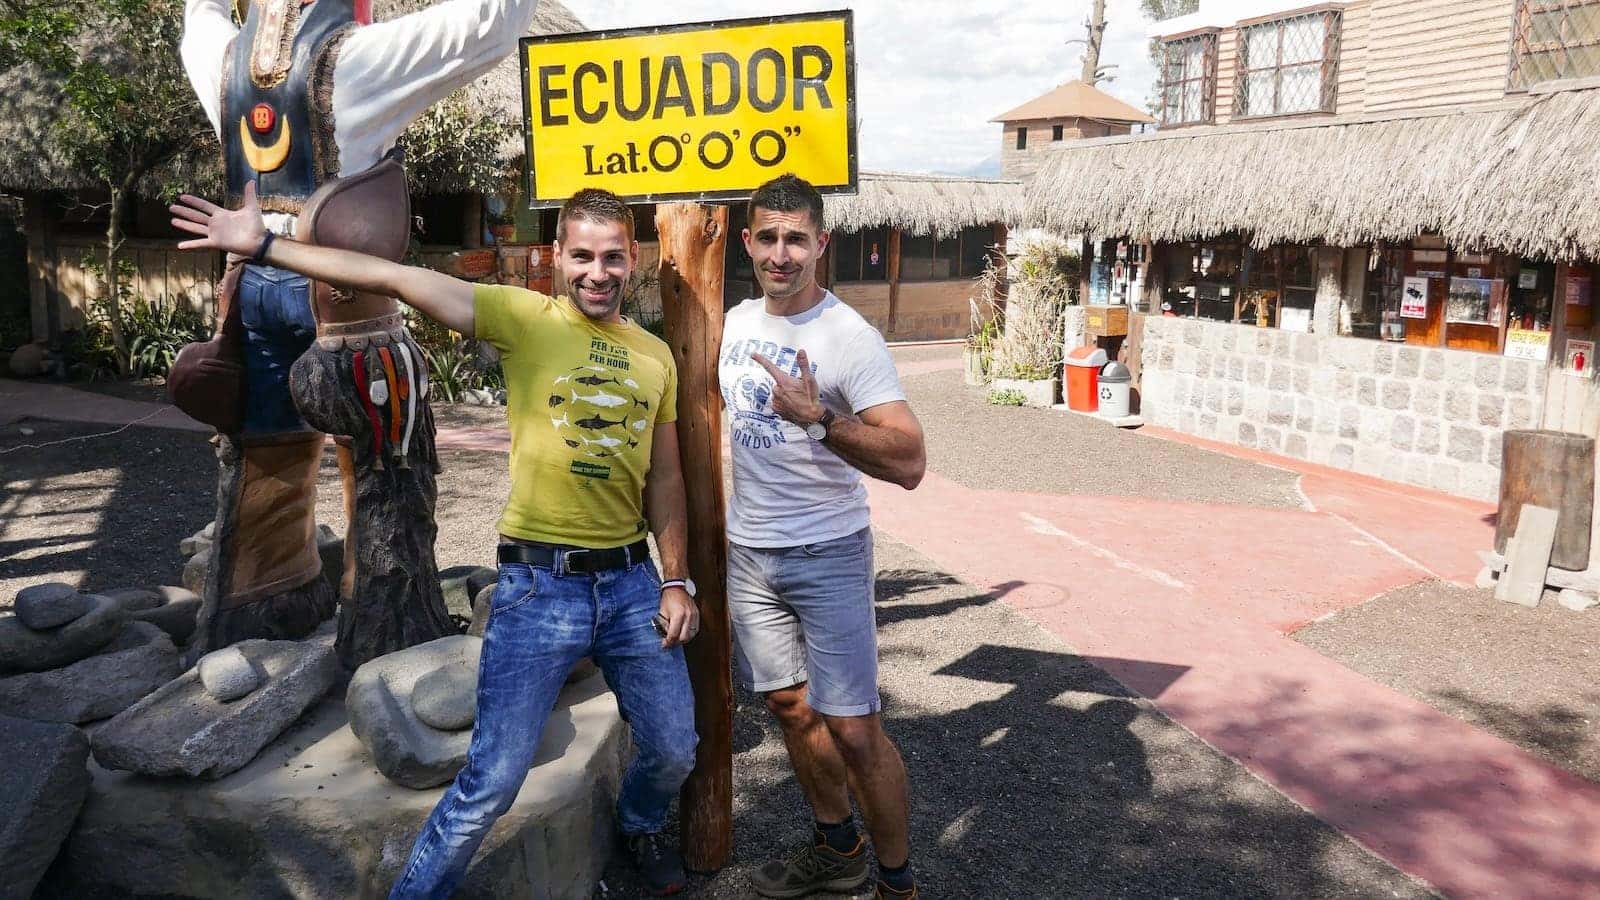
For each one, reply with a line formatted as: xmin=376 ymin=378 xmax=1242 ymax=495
xmin=179 ymin=0 xmax=239 ymax=138
xmin=332 ymin=0 xmax=542 ymax=162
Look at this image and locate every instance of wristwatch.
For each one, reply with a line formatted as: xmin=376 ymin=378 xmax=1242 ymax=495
xmin=660 ymin=577 xmax=697 ymax=598
xmin=804 ymin=408 xmax=836 ymax=441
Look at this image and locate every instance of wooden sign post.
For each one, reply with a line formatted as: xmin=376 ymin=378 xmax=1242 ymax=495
xmin=656 ymin=202 xmax=732 ymax=870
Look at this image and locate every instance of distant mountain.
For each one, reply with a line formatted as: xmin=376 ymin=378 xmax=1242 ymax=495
xmin=943 ymin=155 xmax=1002 ymax=178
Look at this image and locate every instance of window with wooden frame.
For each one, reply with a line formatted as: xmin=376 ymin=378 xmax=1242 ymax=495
xmin=1052 ymin=124 xmax=1065 ymax=141
xmin=899 ymin=226 xmax=1001 ymax=282
xmin=829 ymin=227 xmax=890 ymax=283
xmin=1509 ymin=0 xmax=1600 ymax=90
xmin=1016 ymin=127 xmax=1027 ymax=150
xmin=1159 ymin=31 xmax=1218 ymax=127
xmin=1235 ymin=9 xmax=1342 ymax=118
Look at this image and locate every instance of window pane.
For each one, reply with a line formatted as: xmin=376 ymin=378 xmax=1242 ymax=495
xmin=1016 ymin=127 xmax=1027 ymax=150
xmin=959 ymin=226 xmax=995 ymax=277
xmin=900 ymin=233 xmax=937 ymax=281
xmin=1243 ymin=69 xmax=1274 ymax=116
xmin=832 ymin=230 xmax=862 ymax=282
xmin=861 ymin=227 xmax=889 ymax=281
xmin=1282 ymin=16 xmax=1325 ymax=65
xmin=1052 ymin=124 xmax=1064 ymax=141
xmin=1280 ymin=64 xmax=1321 ymax=113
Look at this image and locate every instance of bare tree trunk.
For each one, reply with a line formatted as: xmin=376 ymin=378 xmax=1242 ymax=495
xmin=103 ymin=176 xmax=135 ymax=375
xmin=1082 ymin=0 xmax=1108 ymax=85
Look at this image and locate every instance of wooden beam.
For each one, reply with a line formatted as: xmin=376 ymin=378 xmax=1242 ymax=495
xmin=886 ymin=228 xmax=902 ymax=335
xmin=654 ymin=202 xmax=732 ymax=873
xmin=24 ymin=194 xmax=49 ymax=342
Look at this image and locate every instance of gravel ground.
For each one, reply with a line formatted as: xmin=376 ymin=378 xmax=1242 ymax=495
xmin=899 ymin=367 xmax=1304 ymax=508
xmin=1296 ymin=580 xmax=1600 ymax=784
xmin=598 ymin=533 xmax=1433 ymax=899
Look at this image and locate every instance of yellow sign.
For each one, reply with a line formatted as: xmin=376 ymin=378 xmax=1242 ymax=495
xmin=519 ymin=11 xmax=856 ymax=206
xmin=1505 ymin=329 xmax=1552 ymax=362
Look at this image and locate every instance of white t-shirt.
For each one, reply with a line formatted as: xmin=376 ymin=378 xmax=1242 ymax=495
xmin=720 ymin=292 xmax=906 ymax=548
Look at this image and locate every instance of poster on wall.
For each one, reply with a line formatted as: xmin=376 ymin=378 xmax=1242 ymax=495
xmin=1567 ymin=272 xmax=1593 ymax=307
xmin=1566 ymin=339 xmax=1594 ymax=376
xmin=1446 ymin=277 xmax=1497 ymax=324
xmin=1505 ymin=329 xmax=1552 ymax=362
xmin=1401 ymin=276 xmax=1430 ymax=319
xmin=1519 ymin=268 xmax=1540 ymax=289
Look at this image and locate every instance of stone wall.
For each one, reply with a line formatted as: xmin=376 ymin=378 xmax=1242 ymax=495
xmin=1139 ymin=316 xmax=1548 ymax=501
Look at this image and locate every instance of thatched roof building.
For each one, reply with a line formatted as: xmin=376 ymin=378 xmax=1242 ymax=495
xmin=825 ymin=171 xmax=1023 ymax=236
xmin=0 ymin=0 xmax=583 ymax=195
xmin=1024 ymin=91 xmax=1600 ymax=261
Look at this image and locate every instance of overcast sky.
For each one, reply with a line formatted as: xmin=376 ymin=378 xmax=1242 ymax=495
xmin=559 ymin=1 xmax=1162 ymax=176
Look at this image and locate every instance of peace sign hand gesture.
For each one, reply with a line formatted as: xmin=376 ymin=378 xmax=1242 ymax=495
xmin=750 ymin=350 xmax=826 ymax=426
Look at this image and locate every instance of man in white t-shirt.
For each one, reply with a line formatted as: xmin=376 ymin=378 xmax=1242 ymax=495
xmin=720 ymin=174 xmax=927 ymax=900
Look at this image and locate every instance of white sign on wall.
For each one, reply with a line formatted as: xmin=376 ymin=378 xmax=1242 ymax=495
xmin=1401 ymin=277 xmax=1430 ymax=319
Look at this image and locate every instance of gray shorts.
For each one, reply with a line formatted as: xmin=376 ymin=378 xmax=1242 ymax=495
xmin=727 ymin=527 xmax=879 ymax=717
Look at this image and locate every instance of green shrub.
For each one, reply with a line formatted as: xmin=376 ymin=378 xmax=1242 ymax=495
xmin=988 ymin=388 xmax=1027 ymax=407
xmin=125 ymin=297 xmax=208 ymax=378
xmin=405 ymin=308 xmax=503 ymax=402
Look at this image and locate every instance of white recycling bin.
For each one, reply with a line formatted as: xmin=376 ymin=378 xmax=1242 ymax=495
xmin=1098 ymin=362 xmax=1132 ymax=418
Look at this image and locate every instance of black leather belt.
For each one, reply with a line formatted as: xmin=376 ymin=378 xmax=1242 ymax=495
xmin=497 ymin=539 xmax=651 ymax=574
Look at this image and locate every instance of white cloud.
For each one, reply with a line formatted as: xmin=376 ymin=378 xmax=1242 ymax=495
xmin=559 ymin=1 xmax=1160 ymax=175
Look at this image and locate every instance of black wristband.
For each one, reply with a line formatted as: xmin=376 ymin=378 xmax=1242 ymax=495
xmin=250 ymin=231 xmax=276 ymax=263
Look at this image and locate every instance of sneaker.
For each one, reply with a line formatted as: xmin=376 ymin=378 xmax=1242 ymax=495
xmin=625 ymin=831 xmax=687 ymax=896
xmin=875 ymin=879 xmax=918 ymax=899
xmin=750 ymin=836 xmax=870 ymax=898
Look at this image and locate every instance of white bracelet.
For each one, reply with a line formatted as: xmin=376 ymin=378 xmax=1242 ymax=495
xmin=660 ymin=579 xmax=687 ymax=592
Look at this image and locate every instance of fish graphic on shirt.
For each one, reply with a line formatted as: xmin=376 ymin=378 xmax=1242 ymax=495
xmin=575 ymin=414 xmax=625 ymax=430
xmin=572 ymin=389 xmax=627 ymax=408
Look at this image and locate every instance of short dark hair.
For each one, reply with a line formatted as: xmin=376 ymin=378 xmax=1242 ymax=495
xmin=747 ymin=173 xmax=825 ymax=233
xmin=556 ymin=188 xmax=634 ymax=242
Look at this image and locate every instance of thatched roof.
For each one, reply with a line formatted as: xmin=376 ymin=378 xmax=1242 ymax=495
xmin=991 ymin=80 xmax=1154 ymax=125
xmin=824 ymin=172 xmax=1023 ymax=237
xmin=0 ymin=0 xmax=582 ymax=195
xmin=1024 ymin=90 xmax=1600 ymax=261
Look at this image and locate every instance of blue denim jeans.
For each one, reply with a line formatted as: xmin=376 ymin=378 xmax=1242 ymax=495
xmin=389 ymin=559 xmax=697 ymax=899
xmin=237 ymin=263 xmax=316 ymax=434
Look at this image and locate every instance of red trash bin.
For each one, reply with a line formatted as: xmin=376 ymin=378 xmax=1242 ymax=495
xmin=1064 ymin=346 xmax=1108 ymax=412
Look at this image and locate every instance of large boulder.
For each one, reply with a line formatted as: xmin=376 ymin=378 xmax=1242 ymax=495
xmin=0 ymin=593 xmax=125 ymax=674
xmin=0 ymin=714 xmax=91 ymax=899
xmin=0 ymin=622 xmax=179 ymax=724
xmin=7 ymin=341 xmax=48 ymax=377
xmin=46 ymin=678 xmax=626 ymax=899
xmin=91 ymin=636 xmax=338 ymax=779
xmin=346 ymin=635 xmax=481 ymax=789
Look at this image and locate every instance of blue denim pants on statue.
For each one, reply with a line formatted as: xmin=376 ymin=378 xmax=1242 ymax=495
xmin=389 ymin=559 xmax=697 ymax=899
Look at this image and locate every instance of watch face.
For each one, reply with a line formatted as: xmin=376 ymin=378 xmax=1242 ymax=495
xmin=805 ymin=422 xmax=827 ymax=440
xmin=684 ymin=577 xmax=697 ymax=598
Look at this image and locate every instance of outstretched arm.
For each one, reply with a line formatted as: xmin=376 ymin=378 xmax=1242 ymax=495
xmin=170 ymin=185 xmax=477 ymax=336
xmin=179 ymin=0 xmax=239 ymax=138
xmin=332 ymin=0 xmax=542 ymax=154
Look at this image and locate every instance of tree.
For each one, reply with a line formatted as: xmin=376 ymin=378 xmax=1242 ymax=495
xmin=1140 ymin=0 xmax=1200 ymax=116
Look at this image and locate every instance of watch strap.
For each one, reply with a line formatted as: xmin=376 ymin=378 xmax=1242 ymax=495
xmin=660 ymin=579 xmax=688 ymax=592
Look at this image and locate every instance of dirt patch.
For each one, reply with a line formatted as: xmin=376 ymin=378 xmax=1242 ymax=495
xmin=1296 ymin=580 xmax=1600 ymax=784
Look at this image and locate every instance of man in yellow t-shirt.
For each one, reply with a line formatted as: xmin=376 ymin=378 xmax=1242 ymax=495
xmin=169 ymin=186 xmax=699 ymax=896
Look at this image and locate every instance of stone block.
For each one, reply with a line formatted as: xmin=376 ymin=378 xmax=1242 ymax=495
xmin=1404 ymin=456 xmax=1431 ymax=487
xmin=1238 ymin=422 xmax=1258 ymax=448
xmin=1195 ymin=350 xmax=1213 ymax=379
xmin=1272 ymin=333 xmax=1292 ymax=360
xmin=1474 ymin=357 xmax=1503 ymax=391
xmin=1382 ymin=452 xmax=1407 ymax=483
xmin=1488 ymin=433 xmax=1504 ymax=468
xmin=1198 ymin=412 xmax=1218 ymax=438
xmin=1269 ymin=363 xmax=1291 ymax=391
xmin=1448 ymin=426 xmax=1485 ymax=464
xmin=1412 ymin=382 xmax=1441 ymax=418
xmin=1477 ymin=394 xmax=1504 ymax=428
xmin=0 ymin=715 xmax=90 ymax=900
xmin=1445 ymin=388 xmax=1473 ymax=422
xmin=1390 ymin=415 xmax=1416 ymax=452
xmin=198 ymin=646 xmax=263 ymax=702
xmin=1382 ymin=380 xmax=1412 ymax=411
xmin=1335 ymin=370 xmax=1355 ymax=398
xmin=1503 ymin=358 xmax=1531 ymax=393
xmin=0 ymin=594 xmax=124 ymax=675
xmin=1247 ymin=359 xmax=1268 ymax=387
xmin=92 ymin=637 xmax=339 ymax=780
xmin=1293 ymin=365 xmax=1310 ymax=394
xmin=1421 ymin=349 xmax=1446 ymax=381
xmin=1330 ymin=443 xmax=1356 ymax=470
xmin=347 ymin=635 xmax=482 ymax=789
xmin=1227 ymin=356 xmax=1245 ymax=383
xmin=1314 ymin=400 xmax=1338 ymax=436
xmin=1159 ymin=345 xmax=1175 ymax=369
xmin=1205 ymin=380 xmax=1225 ymax=413
xmin=1221 ymin=327 xmax=1238 ymax=352
xmin=1268 ymin=393 xmax=1294 ymax=426
xmin=1360 ymin=408 xmax=1390 ymax=444
xmin=1244 ymin=388 xmax=1269 ymax=421
xmin=1446 ymin=352 xmax=1474 ymax=385
xmin=124 ymin=586 xmax=201 ymax=646
xmin=1295 ymin=397 xmax=1316 ymax=432
xmin=1184 ymin=321 xmax=1203 ymax=347
xmin=15 ymin=583 xmax=90 ymax=630
xmin=1311 ymin=368 xmax=1336 ymax=399
xmin=1372 ymin=343 xmax=1395 ymax=376
xmin=1354 ymin=444 xmax=1387 ymax=477
xmin=1212 ymin=353 xmax=1229 ymax=379
xmin=440 ymin=566 xmax=499 ymax=623
xmin=1416 ymin=419 xmax=1443 ymax=456
xmin=0 ymin=622 xmax=179 ymax=724
xmin=1339 ymin=405 xmax=1360 ymax=440
xmin=1461 ymin=463 xmax=1501 ymax=501
xmin=1285 ymin=433 xmax=1309 ymax=459
xmin=1358 ymin=377 xmax=1377 ymax=406
xmin=1226 ymin=385 xmax=1244 ymax=417
xmin=1430 ymin=460 xmax=1462 ymax=495
xmin=1330 ymin=339 xmax=1372 ymax=372
xmin=1293 ymin=334 xmax=1322 ymax=365
xmin=1501 ymin=396 xmax=1531 ymax=429
xmin=1254 ymin=329 xmax=1274 ymax=355
xmin=1187 ymin=379 xmax=1205 ymax=409
xmin=1558 ymin=589 xmax=1599 ymax=611
xmin=1396 ymin=347 xmax=1422 ymax=379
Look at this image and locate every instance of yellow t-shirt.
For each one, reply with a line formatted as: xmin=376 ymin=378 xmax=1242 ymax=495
xmin=474 ymin=284 xmax=677 ymax=548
